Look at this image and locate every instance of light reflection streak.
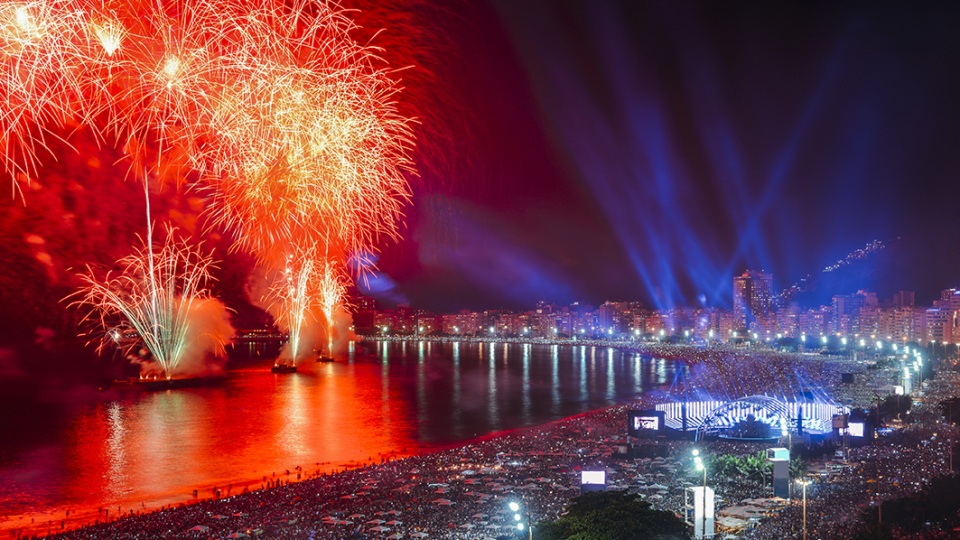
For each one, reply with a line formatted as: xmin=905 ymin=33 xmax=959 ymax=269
xmin=277 ymin=374 xmax=308 ymax=456
xmin=607 ymin=348 xmax=615 ymax=400
xmin=417 ymin=342 xmax=426 ymax=427
xmin=521 ymin=343 xmax=531 ymax=423
xmin=578 ymin=348 xmax=588 ymax=402
xmin=452 ymin=342 xmax=462 ymax=438
xmin=587 ymin=347 xmax=596 ymax=402
xmin=488 ymin=341 xmax=499 ymax=428
xmin=106 ymin=402 xmax=128 ymax=498
xmin=634 ymin=355 xmax=642 ymax=393
xmin=551 ymin=344 xmax=559 ymax=415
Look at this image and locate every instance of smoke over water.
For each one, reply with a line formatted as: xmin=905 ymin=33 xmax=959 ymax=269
xmin=248 ymin=255 xmax=356 ymax=364
xmin=132 ymin=296 xmax=235 ymax=378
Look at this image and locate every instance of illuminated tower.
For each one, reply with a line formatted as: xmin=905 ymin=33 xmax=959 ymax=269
xmin=733 ymin=270 xmax=774 ymax=330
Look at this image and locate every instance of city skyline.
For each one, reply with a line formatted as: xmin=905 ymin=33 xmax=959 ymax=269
xmin=350 ymin=268 xmax=960 ymax=348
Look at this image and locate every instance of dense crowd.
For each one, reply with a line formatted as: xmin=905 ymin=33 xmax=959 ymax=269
xmin=17 ymin=347 xmax=960 ymax=540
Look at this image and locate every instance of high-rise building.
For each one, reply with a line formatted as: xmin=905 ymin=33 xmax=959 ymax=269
xmin=733 ymin=270 xmax=774 ymax=329
xmin=598 ymin=301 xmax=628 ymax=334
xmin=775 ymin=305 xmax=800 ymax=337
xmin=831 ymin=293 xmax=867 ymax=335
xmin=892 ymin=291 xmax=915 ymax=309
xmin=799 ymin=307 xmax=831 ymax=337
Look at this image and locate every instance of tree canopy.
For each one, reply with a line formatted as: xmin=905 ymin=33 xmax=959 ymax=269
xmin=534 ymin=491 xmax=691 ymax=540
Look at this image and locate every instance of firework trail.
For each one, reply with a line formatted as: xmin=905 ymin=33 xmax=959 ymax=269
xmin=70 ymin=226 xmax=233 ymax=378
xmin=264 ymin=244 xmax=349 ymax=364
xmin=269 ymin=250 xmax=319 ymax=365
xmin=317 ymin=256 xmax=348 ymax=357
xmin=1 ymin=0 xmax=416 ymax=360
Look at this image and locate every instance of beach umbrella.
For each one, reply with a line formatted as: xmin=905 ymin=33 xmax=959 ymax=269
xmin=459 ymin=524 xmax=474 ymax=529
xmin=369 ymin=526 xmax=391 ymax=532
xmin=386 ymin=535 xmax=403 ymax=539
xmin=409 ymin=533 xmax=429 ymax=538
xmin=227 ymin=533 xmax=247 ymax=539
xmin=367 ymin=519 xmax=386 ymax=525
xmin=347 ymin=514 xmax=364 ymax=519
xmin=186 ymin=526 xmax=210 ymax=532
xmin=385 ymin=520 xmax=403 ymax=526
xmin=386 ymin=510 xmax=402 ymax=515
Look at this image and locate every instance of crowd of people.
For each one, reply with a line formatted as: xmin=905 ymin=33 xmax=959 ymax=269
xmin=16 ymin=346 xmax=960 ymax=540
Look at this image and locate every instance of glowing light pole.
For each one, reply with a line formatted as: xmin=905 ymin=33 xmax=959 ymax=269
xmin=796 ymin=478 xmax=811 ymax=540
xmin=510 ymin=501 xmax=532 ymax=540
xmin=693 ymin=449 xmax=707 ymax=538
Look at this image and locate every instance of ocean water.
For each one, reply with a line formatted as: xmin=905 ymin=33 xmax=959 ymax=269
xmin=0 ymin=340 xmax=678 ymax=534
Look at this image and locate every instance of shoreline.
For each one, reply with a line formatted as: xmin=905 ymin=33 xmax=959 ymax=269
xmin=359 ymin=334 xmax=864 ymax=363
xmin=6 ymin=399 xmax=632 ymax=539
xmin=7 ymin=342 xmax=912 ymax=538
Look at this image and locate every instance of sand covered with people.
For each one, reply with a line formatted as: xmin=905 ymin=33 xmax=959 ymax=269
xmin=21 ymin=345 xmax=960 ymax=540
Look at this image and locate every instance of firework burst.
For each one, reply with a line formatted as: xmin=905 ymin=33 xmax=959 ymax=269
xmin=1 ymin=0 xmax=415 ymax=366
xmin=316 ymin=256 xmax=348 ymax=357
xmin=266 ymin=244 xmax=348 ymax=363
xmin=71 ymin=227 xmax=230 ymax=378
xmin=0 ymin=0 xmax=414 ymax=253
xmin=269 ymin=249 xmax=319 ymax=364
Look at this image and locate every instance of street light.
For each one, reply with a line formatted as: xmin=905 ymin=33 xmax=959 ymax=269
xmin=796 ymin=478 xmax=811 ymax=540
xmin=509 ymin=501 xmax=532 ymax=540
xmin=693 ymin=449 xmax=707 ymax=539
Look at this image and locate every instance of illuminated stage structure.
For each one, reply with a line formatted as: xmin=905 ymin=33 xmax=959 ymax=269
xmin=634 ymin=395 xmax=849 ymax=442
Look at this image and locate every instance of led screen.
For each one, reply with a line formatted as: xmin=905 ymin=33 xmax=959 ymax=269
xmin=628 ymin=410 xmax=664 ymax=437
xmin=581 ymin=471 xmax=606 ymax=485
xmin=634 ymin=416 xmax=659 ymax=431
xmin=839 ymin=423 xmax=865 ymax=437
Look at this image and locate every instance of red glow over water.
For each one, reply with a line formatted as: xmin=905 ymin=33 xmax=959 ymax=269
xmin=0 ymin=341 xmax=675 ymax=536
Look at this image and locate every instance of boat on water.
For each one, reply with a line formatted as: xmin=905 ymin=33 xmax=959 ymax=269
xmin=111 ymin=377 xmax=203 ymax=391
xmin=271 ymin=363 xmax=297 ymax=373
xmin=316 ymin=355 xmax=335 ymax=363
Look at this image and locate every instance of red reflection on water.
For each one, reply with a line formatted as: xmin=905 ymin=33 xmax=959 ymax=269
xmin=1 ymin=360 xmax=425 ymax=537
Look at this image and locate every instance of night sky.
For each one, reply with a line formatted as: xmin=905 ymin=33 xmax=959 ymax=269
xmin=3 ymin=0 xmax=960 ymax=347
xmin=372 ymin=0 xmax=960 ymax=312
